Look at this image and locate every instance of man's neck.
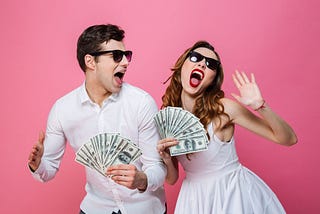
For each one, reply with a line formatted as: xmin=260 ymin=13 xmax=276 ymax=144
xmin=85 ymin=81 xmax=111 ymax=107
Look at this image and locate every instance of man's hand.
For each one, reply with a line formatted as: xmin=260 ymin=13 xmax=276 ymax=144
xmin=106 ymin=164 xmax=147 ymax=191
xmin=28 ymin=131 xmax=45 ymax=172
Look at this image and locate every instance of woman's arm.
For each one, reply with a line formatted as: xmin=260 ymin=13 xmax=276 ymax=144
xmin=224 ymin=71 xmax=297 ymax=146
xmin=157 ymin=138 xmax=180 ymax=184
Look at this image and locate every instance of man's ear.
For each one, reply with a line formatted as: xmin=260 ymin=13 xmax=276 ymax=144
xmin=84 ymin=54 xmax=96 ymax=70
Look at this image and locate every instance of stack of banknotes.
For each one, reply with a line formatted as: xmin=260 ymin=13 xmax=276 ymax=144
xmin=154 ymin=106 xmax=209 ymax=156
xmin=75 ymin=133 xmax=142 ymax=176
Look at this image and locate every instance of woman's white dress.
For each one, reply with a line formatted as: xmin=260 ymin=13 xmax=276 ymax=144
xmin=174 ymin=123 xmax=286 ymax=214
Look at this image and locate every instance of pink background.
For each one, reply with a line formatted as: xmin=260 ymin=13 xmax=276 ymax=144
xmin=1 ymin=0 xmax=319 ymax=213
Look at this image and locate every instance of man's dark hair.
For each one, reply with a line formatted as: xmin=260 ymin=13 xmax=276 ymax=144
xmin=77 ymin=24 xmax=125 ymax=72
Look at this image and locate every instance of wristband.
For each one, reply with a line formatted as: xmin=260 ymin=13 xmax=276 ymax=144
xmin=254 ymin=100 xmax=266 ymax=111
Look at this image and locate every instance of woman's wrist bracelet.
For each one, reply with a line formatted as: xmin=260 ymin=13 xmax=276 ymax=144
xmin=254 ymin=100 xmax=266 ymax=111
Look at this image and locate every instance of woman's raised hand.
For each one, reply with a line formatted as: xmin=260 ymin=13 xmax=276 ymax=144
xmin=231 ymin=70 xmax=265 ymax=110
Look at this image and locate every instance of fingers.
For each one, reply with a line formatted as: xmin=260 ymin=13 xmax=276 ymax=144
xmin=109 ymin=167 xmax=147 ymax=190
xmin=28 ymin=131 xmax=46 ymax=171
xmin=106 ymin=164 xmax=138 ymax=188
xmin=233 ymin=70 xmax=252 ymax=88
xmin=38 ymin=130 xmax=45 ymax=145
xmin=232 ymin=72 xmax=241 ymax=89
xmin=250 ymin=73 xmax=256 ymax=83
xmin=157 ymin=138 xmax=178 ymax=152
xmin=235 ymin=70 xmax=246 ymax=85
xmin=28 ymin=152 xmax=35 ymax=164
xmin=158 ymin=138 xmax=176 ymax=144
xmin=30 ymin=131 xmax=45 ymax=159
xmin=109 ymin=173 xmax=134 ymax=189
xmin=106 ymin=164 xmax=135 ymax=177
xmin=107 ymin=164 xmax=135 ymax=171
xmin=28 ymin=147 xmax=40 ymax=171
xmin=29 ymin=144 xmax=41 ymax=160
xmin=112 ymin=174 xmax=130 ymax=182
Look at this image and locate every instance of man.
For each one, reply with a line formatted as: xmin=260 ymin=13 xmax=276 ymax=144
xmin=28 ymin=24 xmax=167 ymax=214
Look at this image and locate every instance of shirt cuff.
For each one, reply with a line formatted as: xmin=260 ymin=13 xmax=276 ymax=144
xmin=143 ymin=163 xmax=166 ymax=192
xmin=28 ymin=162 xmax=46 ymax=182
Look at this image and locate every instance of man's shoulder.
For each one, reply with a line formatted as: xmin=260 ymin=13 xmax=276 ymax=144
xmin=121 ymin=83 xmax=157 ymax=106
xmin=54 ymin=85 xmax=82 ymax=107
xmin=121 ymin=83 xmax=151 ymax=98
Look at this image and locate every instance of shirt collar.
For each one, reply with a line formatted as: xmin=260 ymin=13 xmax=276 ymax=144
xmin=79 ymin=82 xmax=121 ymax=104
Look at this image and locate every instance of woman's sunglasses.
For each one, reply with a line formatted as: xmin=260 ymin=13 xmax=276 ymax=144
xmin=89 ymin=50 xmax=133 ymax=63
xmin=188 ymin=51 xmax=220 ymax=70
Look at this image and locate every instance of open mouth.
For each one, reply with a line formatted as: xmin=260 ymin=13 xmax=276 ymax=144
xmin=114 ymin=72 xmax=125 ymax=85
xmin=189 ymin=69 xmax=204 ymax=87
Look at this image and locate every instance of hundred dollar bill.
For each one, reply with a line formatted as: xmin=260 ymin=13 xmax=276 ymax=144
xmin=170 ymin=135 xmax=208 ymax=156
xmin=75 ymin=145 xmax=105 ymax=175
xmin=104 ymin=135 xmax=127 ymax=167
xmin=75 ymin=133 xmax=142 ymax=176
xmin=154 ymin=110 xmax=165 ymax=139
xmin=154 ymin=106 xmax=209 ymax=156
xmin=174 ymin=122 xmax=207 ymax=139
xmin=109 ymin=142 xmax=141 ymax=166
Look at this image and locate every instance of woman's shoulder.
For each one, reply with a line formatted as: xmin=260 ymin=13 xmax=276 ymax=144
xmin=220 ymin=97 xmax=246 ymax=120
xmin=220 ymin=97 xmax=238 ymax=110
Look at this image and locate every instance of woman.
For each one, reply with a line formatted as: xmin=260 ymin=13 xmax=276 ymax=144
xmin=157 ymin=41 xmax=297 ymax=214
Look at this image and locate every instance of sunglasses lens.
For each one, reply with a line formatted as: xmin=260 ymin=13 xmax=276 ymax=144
xmin=112 ymin=50 xmax=123 ymax=63
xmin=189 ymin=51 xmax=219 ymax=70
xmin=206 ymin=59 xmax=219 ymax=70
xmin=189 ymin=52 xmax=203 ymax=62
xmin=112 ymin=50 xmax=133 ymax=62
xmin=125 ymin=51 xmax=132 ymax=62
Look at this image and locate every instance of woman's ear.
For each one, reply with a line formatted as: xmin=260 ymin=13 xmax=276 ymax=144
xmin=84 ymin=54 xmax=96 ymax=71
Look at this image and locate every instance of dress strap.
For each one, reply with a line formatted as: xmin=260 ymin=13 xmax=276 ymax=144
xmin=207 ymin=122 xmax=214 ymax=139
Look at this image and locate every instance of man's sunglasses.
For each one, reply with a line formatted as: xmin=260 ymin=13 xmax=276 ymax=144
xmin=89 ymin=50 xmax=133 ymax=63
xmin=188 ymin=51 xmax=220 ymax=70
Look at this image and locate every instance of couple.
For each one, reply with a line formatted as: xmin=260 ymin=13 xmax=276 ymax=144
xmin=28 ymin=24 xmax=297 ymax=214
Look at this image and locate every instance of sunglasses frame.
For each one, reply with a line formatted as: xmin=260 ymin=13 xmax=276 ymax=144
xmin=188 ymin=51 xmax=220 ymax=70
xmin=89 ymin=50 xmax=132 ymax=63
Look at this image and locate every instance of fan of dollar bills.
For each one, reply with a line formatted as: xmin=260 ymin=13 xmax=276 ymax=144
xmin=75 ymin=133 xmax=142 ymax=176
xmin=154 ymin=107 xmax=209 ymax=156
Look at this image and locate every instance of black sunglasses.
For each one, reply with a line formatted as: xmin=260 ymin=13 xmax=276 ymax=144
xmin=89 ymin=50 xmax=132 ymax=63
xmin=188 ymin=51 xmax=220 ymax=70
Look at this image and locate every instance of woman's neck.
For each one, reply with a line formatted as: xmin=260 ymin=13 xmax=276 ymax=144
xmin=181 ymin=91 xmax=196 ymax=112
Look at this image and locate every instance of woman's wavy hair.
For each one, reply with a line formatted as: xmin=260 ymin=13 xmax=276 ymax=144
xmin=162 ymin=40 xmax=229 ymax=135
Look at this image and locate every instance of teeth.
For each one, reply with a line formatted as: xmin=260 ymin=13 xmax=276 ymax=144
xmin=192 ymin=71 xmax=203 ymax=80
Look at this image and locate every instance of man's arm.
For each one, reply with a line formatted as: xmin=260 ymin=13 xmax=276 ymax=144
xmin=28 ymin=102 xmax=67 ymax=182
xmin=106 ymin=93 xmax=166 ymax=191
xmin=136 ymin=94 xmax=167 ymax=191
